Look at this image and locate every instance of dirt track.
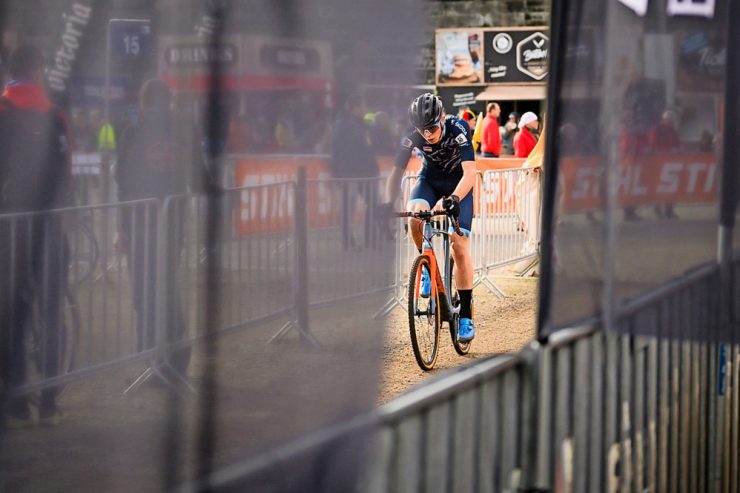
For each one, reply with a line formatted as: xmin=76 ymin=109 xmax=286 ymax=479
xmin=379 ymin=276 xmax=538 ymax=403
xmin=0 ymin=275 xmax=537 ymax=492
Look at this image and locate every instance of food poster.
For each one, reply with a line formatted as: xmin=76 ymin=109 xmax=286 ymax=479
xmin=436 ymin=30 xmax=485 ymax=85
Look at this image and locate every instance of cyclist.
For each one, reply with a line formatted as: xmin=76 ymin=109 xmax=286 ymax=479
xmin=383 ymin=93 xmax=477 ymax=343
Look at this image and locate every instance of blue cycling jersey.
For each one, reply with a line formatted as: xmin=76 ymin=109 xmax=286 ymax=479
xmin=394 ymin=115 xmax=475 ymax=184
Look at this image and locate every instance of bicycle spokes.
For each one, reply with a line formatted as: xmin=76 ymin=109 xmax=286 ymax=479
xmin=408 ymin=256 xmax=440 ymax=371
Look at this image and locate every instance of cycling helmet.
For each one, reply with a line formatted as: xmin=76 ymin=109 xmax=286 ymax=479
xmin=408 ymin=93 xmax=444 ymax=129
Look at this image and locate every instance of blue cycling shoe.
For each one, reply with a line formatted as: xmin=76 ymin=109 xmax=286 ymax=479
xmin=420 ymin=266 xmax=431 ymax=298
xmin=458 ymin=318 xmax=475 ymax=343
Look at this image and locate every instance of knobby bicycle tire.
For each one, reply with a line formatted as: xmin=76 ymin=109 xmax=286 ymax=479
xmin=68 ymin=220 xmax=99 ymax=286
xmin=407 ymin=255 xmax=440 ymax=371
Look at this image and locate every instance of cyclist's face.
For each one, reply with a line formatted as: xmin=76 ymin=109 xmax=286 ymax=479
xmin=417 ymin=115 xmax=444 ymax=144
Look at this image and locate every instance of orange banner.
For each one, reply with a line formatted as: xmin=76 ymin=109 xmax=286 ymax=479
xmin=560 ymin=152 xmax=718 ymax=211
xmin=233 ymin=154 xmax=528 ymax=234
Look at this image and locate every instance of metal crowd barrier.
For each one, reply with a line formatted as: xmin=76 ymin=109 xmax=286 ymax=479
xmin=3 ymin=170 xmax=402 ymax=398
xmin=361 ymin=353 xmax=533 ymax=493
xmin=733 ymin=250 xmax=740 ymax=324
xmin=304 ymin=176 xmax=392 ymax=309
xmin=478 ymin=168 xmax=541 ymax=279
xmin=532 ymin=263 xmax=732 ymax=492
xmin=1 ymin=199 xmax=158 ymax=397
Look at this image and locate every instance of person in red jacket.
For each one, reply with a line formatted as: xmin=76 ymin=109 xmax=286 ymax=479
xmin=648 ymin=110 xmax=682 ymax=219
xmin=0 ymin=45 xmax=72 ymax=427
xmin=514 ymin=111 xmax=539 ymax=158
xmin=480 ymin=101 xmax=502 ymax=157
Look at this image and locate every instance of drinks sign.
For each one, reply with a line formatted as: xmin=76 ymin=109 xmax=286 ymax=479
xmin=516 ymin=32 xmax=549 ymax=81
xmin=483 ymin=28 xmax=550 ymax=83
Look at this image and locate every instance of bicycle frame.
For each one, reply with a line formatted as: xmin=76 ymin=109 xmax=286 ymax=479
xmin=417 ymin=217 xmax=458 ymax=323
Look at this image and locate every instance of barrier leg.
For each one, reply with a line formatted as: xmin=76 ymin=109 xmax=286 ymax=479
xmin=479 ymin=275 xmax=506 ymax=299
xmin=125 ymin=201 xmax=196 ymax=396
xmin=517 ymin=257 xmax=540 ymax=278
xmin=124 ymin=361 xmax=196 ymax=396
xmin=266 ymin=167 xmax=320 ymax=347
xmin=373 ymin=292 xmax=405 ymax=319
xmin=266 ymin=316 xmax=320 ymax=347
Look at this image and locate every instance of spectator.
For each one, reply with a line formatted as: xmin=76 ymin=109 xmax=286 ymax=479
xmin=90 ymin=108 xmax=116 ymax=153
xmin=330 ymin=93 xmax=380 ymax=249
xmin=71 ymin=109 xmax=96 ymax=152
xmin=457 ymin=108 xmax=480 ymax=151
xmin=250 ymin=114 xmax=275 ymax=152
xmin=274 ymin=111 xmax=296 ymax=151
xmin=618 ymin=123 xmax=651 ymax=221
xmin=116 ymin=78 xmax=191 ymax=376
xmin=648 ymin=110 xmax=681 ymax=219
xmin=472 ymin=110 xmax=484 ymax=153
xmin=226 ymin=111 xmax=250 ymax=154
xmin=502 ymin=112 xmax=519 ymax=155
xmin=480 ymin=102 xmax=502 ymax=157
xmin=457 ymin=108 xmax=481 ymax=152
xmin=370 ymin=111 xmax=396 ymax=155
xmin=699 ymin=130 xmax=715 ymax=152
xmin=514 ymin=111 xmax=540 ymax=158
xmin=0 ymin=45 xmax=72 ymax=427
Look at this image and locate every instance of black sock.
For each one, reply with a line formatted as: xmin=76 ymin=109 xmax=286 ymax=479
xmin=459 ymin=289 xmax=473 ymax=319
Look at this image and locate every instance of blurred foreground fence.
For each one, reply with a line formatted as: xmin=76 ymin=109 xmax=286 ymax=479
xmin=2 ymin=169 xmax=396 ymax=397
xmin=190 ymin=260 xmax=740 ymax=492
xmin=6 ymin=163 xmax=740 ymax=490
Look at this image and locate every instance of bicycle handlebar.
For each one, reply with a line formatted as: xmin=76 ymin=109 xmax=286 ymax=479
xmin=394 ymin=210 xmax=448 ymax=219
xmin=395 ymin=210 xmax=464 ymax=236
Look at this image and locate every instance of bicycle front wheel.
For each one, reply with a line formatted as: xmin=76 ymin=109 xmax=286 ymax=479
xmin=408 ymin=255 xmax=440 ymax=371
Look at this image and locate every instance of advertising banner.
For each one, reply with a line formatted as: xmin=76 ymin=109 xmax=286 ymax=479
xmin=560 ymin=152 xmax=718 ymax=211
xmin=159 ymin=34 xmax=332 ymax=93
xmin=46 ymin=0 xmax=95 ymax=102
xmin=435 ymin=29 xmax=485 ymax=86
xmin=233 ymin=155 xmax=525 ymax=234
xmin=676 ymin=30 xmax=726 ymax=93
xmin=437 ymin=85 xmax=486 ymax=114
xmin=483 ymin=28 xmax=549 ymax=83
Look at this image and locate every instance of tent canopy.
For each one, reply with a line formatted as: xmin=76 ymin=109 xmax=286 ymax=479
xmin=475 ymin=83 xmax=546 ymax=101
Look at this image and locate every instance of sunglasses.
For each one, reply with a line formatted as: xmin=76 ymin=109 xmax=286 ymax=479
xmin=417 ymin=121 xmax=442 ymax=138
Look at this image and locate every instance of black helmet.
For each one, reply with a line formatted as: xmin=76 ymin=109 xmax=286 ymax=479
xmin=408 ymin=93 xmax=443 ymax=129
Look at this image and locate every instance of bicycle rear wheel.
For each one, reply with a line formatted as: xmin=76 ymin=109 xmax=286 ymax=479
xmin=449 ymin=256 xmax=471 ymax=355
xmin=408 ymin=255 xmax=440 ymax=371
xmin=68 ymin=220 xmax=99 ymax=285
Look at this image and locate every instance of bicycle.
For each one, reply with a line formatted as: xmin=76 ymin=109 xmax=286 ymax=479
xmin=396 ymin=208 xmax=471 ymax=371
xmin=67 ymin=213 xmax=99 ymax=286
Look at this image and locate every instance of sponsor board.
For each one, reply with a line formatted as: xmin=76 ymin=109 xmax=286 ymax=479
xmin=561 ymin=152 xmax=718 ymax=211
xmin=233 ymin=156 xmax=526 ymax=234
xmin=483 ymin=28 xmax=549 ymax=83
xmin=516 ymin=32 xmax=549 ymax=81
